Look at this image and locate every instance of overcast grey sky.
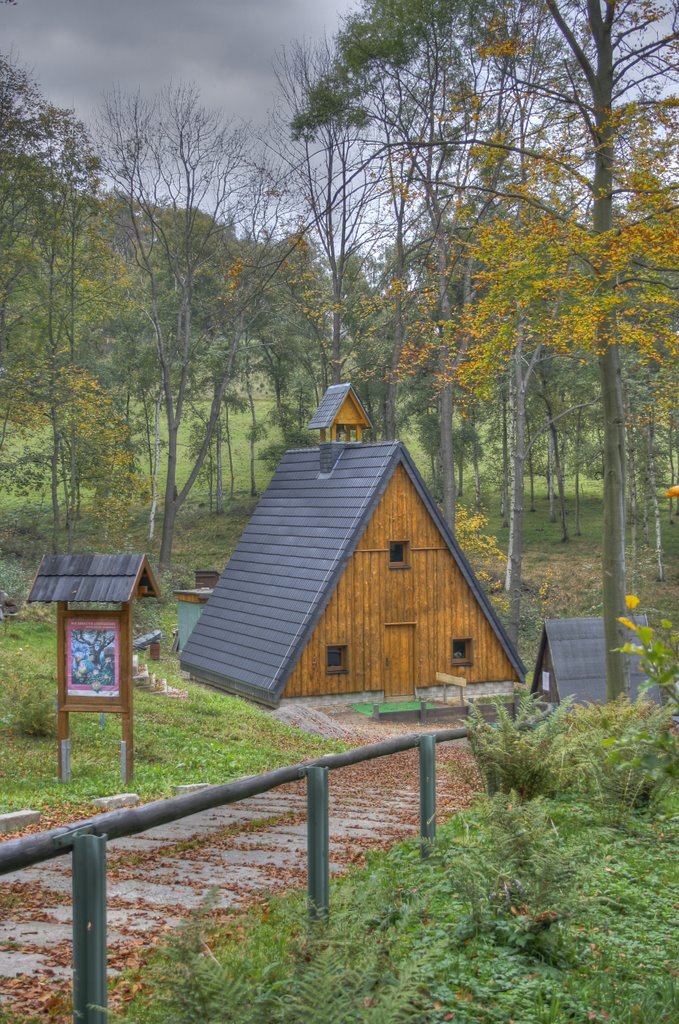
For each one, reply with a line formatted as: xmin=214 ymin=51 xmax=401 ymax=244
xmin=2 ymin=0 xmax=358 ymax=128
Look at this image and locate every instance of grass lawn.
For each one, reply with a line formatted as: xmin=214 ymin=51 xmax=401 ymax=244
xmin=0 ymin=617 xmax=346 ymax=822
xmin=113 ymin=787 xmax=679 ymax=1024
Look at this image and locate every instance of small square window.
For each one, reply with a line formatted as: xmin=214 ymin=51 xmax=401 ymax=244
xmin=452 ymin=638 xmax=473 ymax=665
xmin=326 ymin=645 xmax=348 ymax=673
xmin=389 ymin=540 xmax=410 ymax=568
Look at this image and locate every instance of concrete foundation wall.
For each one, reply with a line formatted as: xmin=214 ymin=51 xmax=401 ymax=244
xmin=416 ymin=681 xmax=514 ymax=702
xmin=279 ymin=690 xmax=384 ymax=708
xmin=279 ymin=680 xmax=514 ymax=708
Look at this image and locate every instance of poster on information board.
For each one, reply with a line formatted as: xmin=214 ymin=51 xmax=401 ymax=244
xmin=66 ymin=618 xmax=120 ymax=698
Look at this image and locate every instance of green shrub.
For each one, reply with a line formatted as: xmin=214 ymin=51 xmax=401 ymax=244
xmin=0 ymin=555 xmax=29 ymax=607
xmin=617 ymin=608 xmax=679 ymax=779
xmin=467 ymin=693 xmax=671 ymax=818
xmin=553 ymin=698 xmax=672 ymax=818
xmin=3 ymin=676 xmax=57 ymax=738
xmin=128 ymin=881 xmax=427 ymax=1024
xmin=444 ymin=796 xmax=583 ymax=964
xmin=466 ymin=694 xmax=572 ymax=800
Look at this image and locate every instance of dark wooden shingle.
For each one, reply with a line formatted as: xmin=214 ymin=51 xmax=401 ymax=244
xmin=28 ymin=554 xmax=159 ymax=604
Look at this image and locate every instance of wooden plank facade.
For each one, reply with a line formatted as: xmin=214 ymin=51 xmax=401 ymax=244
xmin=182 ymin=383 xmax=523 ymax=706
xmin=285 ymin=465 xmax=518 ymax=699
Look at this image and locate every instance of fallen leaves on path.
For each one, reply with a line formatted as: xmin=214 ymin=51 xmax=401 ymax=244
xmin=1 ymin=742 xmax=481 ymax=1022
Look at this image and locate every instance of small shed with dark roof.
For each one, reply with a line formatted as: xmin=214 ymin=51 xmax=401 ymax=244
xmin=181 ymin=385 xmax=524 ymax=707
xmin=28 ymin=554 xmax=160 ymax=604
xmin=531 ymin=617 xmax=658 ymax=704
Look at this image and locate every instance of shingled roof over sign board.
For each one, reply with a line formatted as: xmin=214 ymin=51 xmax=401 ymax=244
xmin=28 ymin=554 xmax=160 ymax=604
xmin=181 ymin=441 xmax=525 ymax=706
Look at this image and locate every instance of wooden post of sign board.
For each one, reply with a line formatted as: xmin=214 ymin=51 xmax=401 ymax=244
xmin=56 ymin=602 xmax=70 ymax=782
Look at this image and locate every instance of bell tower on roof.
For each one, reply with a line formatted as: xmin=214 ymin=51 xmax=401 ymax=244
xmin=307 ymin=383 xmax=372 ymax=443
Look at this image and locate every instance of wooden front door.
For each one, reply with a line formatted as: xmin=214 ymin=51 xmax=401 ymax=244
xmin=383 ymin=625 xmax=415 ymax=698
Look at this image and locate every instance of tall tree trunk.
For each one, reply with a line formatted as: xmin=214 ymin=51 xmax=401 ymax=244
xmin=224 ymin=399 xmax=235 ymax=499
xmin=547 ymin=429 xmax=556 ymax=523
xmin=544 ymin=405 xmax=568 ymax=543
xmin=384 ymin=217 xmax=406 ymax=442
xmin=646 ymin=415 xmax=665 ymax=582
xmin=439 ymin=382 xmax=455 ymax=529
xmin=627 ymin=422 xmax=638 ymax=581
xmin=501 ymin=387 xmax=509 ymax=527
xmin=148 ymin=390 xmax=162 ymax=542
xmin=331 ymin=298 xmax=342 ymax=385
xmin=245 ymin=350 xmax=258 ymax=498
xmin=547 ymin=0 xmax=629 ymax=700
xmin=505 ymin=363 xmax=517 ymax=590
xmin=50 ymin=409 xmax=61 ymax=554
xmin=216 ymin=413 xmax=224 ymax=515
xmin=574 ymin=406 xmax=582 ymax=536
xmin=141 ymin=391 xmax=154 ymax=476
xmin=527 ymin=416 xmax=536 ymax=513
xmin=668 ymin=420 xmax=675 ymax=524
xmin=599 ymin=344 xmax=628 ymax=698
xmin=158 ymin=421 xmax=180 ymax=568
xmin=457 ymin=442 xmax=463 ymax=500
xmin=472 ymin=409 xmax=481 ymax=513
xmin=505 ymin=337 xmax=533 ymax=645
xmin=642 ymin=450 xmax=650 ymax=547
xmin=206 ymin=442 xmax=214 ymax=513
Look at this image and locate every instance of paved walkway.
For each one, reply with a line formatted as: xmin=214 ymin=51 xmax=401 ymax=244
xmin=0 ymin=743 xmax=478 ymax=1019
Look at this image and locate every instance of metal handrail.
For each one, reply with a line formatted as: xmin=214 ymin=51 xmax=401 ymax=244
xmin=0 ymin=726 xmax=468 ymax=1022
xmin=0 ymin=727 xmax=467 ymax=875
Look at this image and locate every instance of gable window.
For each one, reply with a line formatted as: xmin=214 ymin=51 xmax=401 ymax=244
xmin=451 ymin=637 xmax=473 ymax=666
xmin=326 ymin=645 xmax=348 ymax=673
xmin=389 ymin=540 xmax=410 ymax=568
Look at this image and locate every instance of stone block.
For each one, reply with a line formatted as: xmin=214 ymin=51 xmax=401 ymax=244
xmin=92 ymin=793 xmax=140 ymax=810
xmin=0 ymin=810 xmax=40 ymax=834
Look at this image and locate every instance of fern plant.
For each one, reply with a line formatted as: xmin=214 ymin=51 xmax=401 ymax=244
xmin=466 ymin=694 xmax=572 ymax=801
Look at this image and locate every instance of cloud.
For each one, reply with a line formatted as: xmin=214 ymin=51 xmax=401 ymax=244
xmin=2 ymin=0 xmax=354 ymax=126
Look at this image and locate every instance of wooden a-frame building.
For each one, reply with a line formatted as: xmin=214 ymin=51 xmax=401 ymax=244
xmin=181 ymin=384 xmax=524 ymax=706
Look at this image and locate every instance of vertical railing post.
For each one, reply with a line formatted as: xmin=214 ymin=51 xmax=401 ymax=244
xmin=306 ymin=766 xmax=329 ymax=922
xmin=72 ymin=832 xmax=108 ymax=1022
xmin=419 ymin=734 xmax=436 ymax=858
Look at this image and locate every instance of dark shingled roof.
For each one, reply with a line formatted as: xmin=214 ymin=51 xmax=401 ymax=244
xmin=531 ymin=617 xmax=659 ymax=704
xmin=307 ymin=383 xmax=371 ymax=430
xmin=28 ymin=554 xmax=160 ymax=604
xmin=181 ymin=441 xmax=524 ymax=706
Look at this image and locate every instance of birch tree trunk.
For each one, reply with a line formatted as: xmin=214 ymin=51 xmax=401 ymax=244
xmin=501 ymin=388 xmax=509 ymax=527
xmin=225 ymin=397 xmax=236 ymax=497
xmin=574 ymin=406 xmax=582 ymax=536
xmin=547 ymin=429 xmax=556 ymax=523
xmin=646 ymin=415 xmax=665 ymax=582
xmin=627 ymin=422 xmax=638 ymax=579
xmin=505 ymin=332 xmax=542 ymax=644
xmin=148 ymin=389 xmax=162 ymax=543
xmin=216 ymin=413 xmax=223 ymax=515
